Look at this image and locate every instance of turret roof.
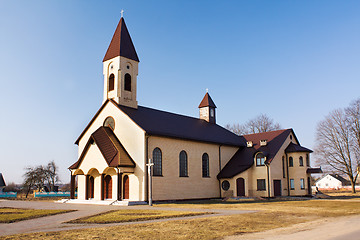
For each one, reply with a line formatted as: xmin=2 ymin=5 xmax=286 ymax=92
xmin=198 ymin=92 xmax=217 ymax=108
xmin=103 ymin=17 xmax=139 ymax=62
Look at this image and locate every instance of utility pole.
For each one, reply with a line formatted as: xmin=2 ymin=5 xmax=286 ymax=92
xmin=146 ymin=159 xmax=154 ymax=206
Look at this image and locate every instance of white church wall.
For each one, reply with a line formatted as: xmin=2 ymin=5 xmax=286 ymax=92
xmin=78 ymin=144 xmax=109 ymax=175
xmin=77 ymin=101 xmax=146 ymax=201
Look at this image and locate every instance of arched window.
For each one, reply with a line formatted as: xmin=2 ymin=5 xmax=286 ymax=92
xmin=202 ymin=153 xmax=209 ymax=177
xmin=299 ymin=156 xmax=304 ymax=166
xmin=124 ymin=73 xmax=131 ymax=91
xmin=289 ymin=157 xmax=294 ymax=167
xmin=256 ymin=152 xmax=265 ymax=166
xmin=152 ymin=148 xmax=162 ymax=176
xmin=103 ymin=116 xmax=115 ymax=130
xmin=108 ymin=74 xmax=115 ymax=91
xmin=179 ymin=150 xmax=188 ymax=177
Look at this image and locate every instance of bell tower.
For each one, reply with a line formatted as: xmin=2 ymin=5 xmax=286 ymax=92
xmin=198 ymin=91 xmax=217 ymax=124
xmin=102 ymin=17 xmax=139 ymax=109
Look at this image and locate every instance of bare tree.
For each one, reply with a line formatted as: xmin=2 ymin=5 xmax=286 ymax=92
xmin=44 ymin=160 xmax=58 ymax=191
xmin=315 ymin=108 xmax=359 ymax=193
xmin=226 ymin=114 xmax=281 ymax=135
xmin=23 ymin=161 xmax=59 ymax=197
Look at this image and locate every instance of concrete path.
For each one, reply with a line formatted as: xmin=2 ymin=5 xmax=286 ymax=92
xmin=0 ymin=200 xmax=254 ymax=237
xmin=225 ymin=214 xmax=360 ymax=240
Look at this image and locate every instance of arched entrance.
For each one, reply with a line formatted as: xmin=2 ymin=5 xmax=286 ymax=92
xmin=104 ymin=175 xmax=112 ymax=199
xmin=89 ymin=176 xmax=94 ymax=199
xmin=123 ymin=175 xmax=129 ymax=199
xmin=236 ymin=178 xmax=245 ymax=197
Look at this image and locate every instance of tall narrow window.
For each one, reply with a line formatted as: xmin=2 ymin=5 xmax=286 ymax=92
xmin=290 ymin=179 xmax=295 ymax=190
xmin=124 ymin=73 xmax=131 ymax=91
xmin=152 ymin=148 xmax=162 ymax=176
xmin=299 ymin=156 xmax=304 ymax=166
xmin=256 ymin=152 xmax=265 ymax=166
xmin=306 ymin=154 xmax=310 ymax=167
xmin=282 ymin=156 xmax=285 ymax=178
xmin=108 ymin=74 xmax=115 ymax=91
xmin=300 ymin=178 xmax=305 ymax=189
xmin=289 ymin=157 xmax=294 ymax=167
xmin=179 ymin=150 xmax=188 ymax=177
xmin=202 ymin=153 xmax=209 ymax=177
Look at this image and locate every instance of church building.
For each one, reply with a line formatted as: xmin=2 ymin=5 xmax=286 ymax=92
xmin=69 ymin=17 xmax=322 ymax=204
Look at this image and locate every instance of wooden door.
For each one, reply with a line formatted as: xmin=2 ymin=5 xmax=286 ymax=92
xmin=274 ymin=180 xmax=281 ymax=196
xmin=104 ymin=175 xmax=112 ymax=199
xmin=89 ymin=176 xmax=94 ymax=199
xmin=123 ymin=175 xmax=129 ymax=199
xmin=236 ymin=178 xmax=245 ymax=196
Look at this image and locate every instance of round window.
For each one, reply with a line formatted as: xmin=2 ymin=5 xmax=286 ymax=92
xmin=222 ymin=180 xmax=230 ymax=191
xmin=103 ymin=117 xmax=115 ymax=130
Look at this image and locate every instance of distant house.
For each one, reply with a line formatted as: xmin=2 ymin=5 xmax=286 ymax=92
xmin=0 ymin=173 xmax=6 ymax=192
xmin=315 ymin=174 xmax=351 ymax=190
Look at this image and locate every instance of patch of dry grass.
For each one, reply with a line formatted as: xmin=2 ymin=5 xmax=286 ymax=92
xmin=0 ymin=211 xmax=309 ymax=240
xmin=1 ymin=200 xmax=360 ymax=240
xmin=69 ymin=209 xmax=210 ymax=224
xmin=0 ymin=207 xmax=73 ymax=223
xmin=156 ymin=199 xmax=360 ymax=217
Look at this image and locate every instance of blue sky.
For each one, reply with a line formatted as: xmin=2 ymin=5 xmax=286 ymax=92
xmin=1 ymin=1 xmax=360 ymax=184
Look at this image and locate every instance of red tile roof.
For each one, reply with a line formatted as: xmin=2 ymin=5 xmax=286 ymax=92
xmin=103 ymin=17 xmax=139 ymax=62
xmin=198 ymin=93 xmax=217 ymax=108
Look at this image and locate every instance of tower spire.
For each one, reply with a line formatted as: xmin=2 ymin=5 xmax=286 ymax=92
xmin=103 ymin=17 xmax=139 ymax=62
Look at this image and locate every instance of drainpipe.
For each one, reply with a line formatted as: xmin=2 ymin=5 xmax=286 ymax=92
xmin=218 ymin=145 xmax=222 ymax=198
xmin=145 ymin=134 xmax=149 ymax=202
xmin=266 ymin=160 xmax=270 ymax=198
xmin=286 ymin=153 xmax=290 ymax=196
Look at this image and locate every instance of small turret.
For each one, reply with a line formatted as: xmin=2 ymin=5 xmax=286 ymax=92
xmin=198 ymin=91 xmax=216 ymax=124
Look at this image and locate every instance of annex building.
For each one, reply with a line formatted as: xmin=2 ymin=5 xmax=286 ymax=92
xmin=69 ymin=17 xmax=322 ymax=204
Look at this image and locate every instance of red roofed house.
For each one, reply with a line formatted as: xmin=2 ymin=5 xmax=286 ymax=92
xmin=69 ymin=17 xmax=321 ymax=204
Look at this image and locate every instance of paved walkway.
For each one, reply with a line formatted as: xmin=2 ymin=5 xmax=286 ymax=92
xmin=225 ymin=214 xmax=360 ymax=240
xmin=0 ymin=200 xmax=254 ymax=237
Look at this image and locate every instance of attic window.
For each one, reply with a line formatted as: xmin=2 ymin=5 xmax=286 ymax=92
xmin=256 ymin=152 xmax=265 ymax=166
xmin=260 ymin=140 xmax=267 ymax=146
xmin=247 ymin=141 xmax=253 ymax=148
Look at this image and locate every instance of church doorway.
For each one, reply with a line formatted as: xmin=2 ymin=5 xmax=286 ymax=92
xmin=123 ymin=175 xmax=129 ymax=199
xmin=104 ymin=175 xmax=112 ymax=199
xmin=236 ymin=178 xmax=245 ymax=196
xmin=89 ymin=176 xmax=94 ymax=199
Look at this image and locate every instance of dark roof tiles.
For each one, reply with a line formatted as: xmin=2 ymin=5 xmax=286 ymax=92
xmin=118 ymin=104 xmax=245 ymax=147
xmin=285 ymin=142 xmax=313 ymax=153
xmin=218 ymin=129 xmax=293 ymax=179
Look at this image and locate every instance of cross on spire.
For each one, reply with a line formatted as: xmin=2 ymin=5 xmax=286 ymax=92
xmin=121 ymin=9 xmax=124 ymax=18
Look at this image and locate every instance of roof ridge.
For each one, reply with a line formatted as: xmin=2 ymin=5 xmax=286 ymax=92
xmin=243 ymin=128 xmax=291 ymax=137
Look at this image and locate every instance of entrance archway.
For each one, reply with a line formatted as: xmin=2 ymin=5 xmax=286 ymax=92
xmin=123 ymin=175 xmax=129 ymax=199
xmin=104 ymin=175 xmax=112 ymax=199
xmin=236 ymin=178 xmax=245 ymax=196
xmin=89 ymin=176 xmax=94 ymax=199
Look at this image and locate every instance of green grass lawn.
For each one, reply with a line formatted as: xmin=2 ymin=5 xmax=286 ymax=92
xmin=69 ymin=209 xmax=210 ymax=224
xmin=0 ymin=207 xmax=74 ymax=223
